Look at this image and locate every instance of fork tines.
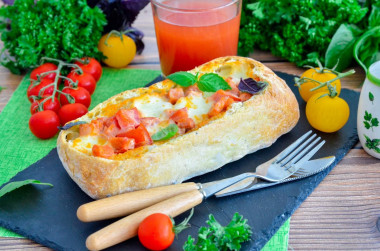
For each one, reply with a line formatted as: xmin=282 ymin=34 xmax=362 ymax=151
xmin=275 ymin=130 xmax=326 ymax=170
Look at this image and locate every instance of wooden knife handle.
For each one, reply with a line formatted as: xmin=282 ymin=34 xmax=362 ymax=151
xmin=86 ymin=189 xmax=204 ymax=251
xmin=77 ymin=182 xmax=199 ymax=222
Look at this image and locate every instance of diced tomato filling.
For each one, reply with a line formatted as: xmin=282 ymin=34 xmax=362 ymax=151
xmin=185 ymin=85 xmax=201 ymax=96
xmin=92 ymin=144 xmax=114 ymax=158
xmin=115 ymin=108 xmax=140 ymax=130
xmin=169 ymin=107 xmax=195 ymax=130
xmin=82 ymin=77 xmax=254 ymax=158
xmin=141 ymin=117 xmax=160 ymax=133
xmin=109 ymin=137 xmax=135 ymax=153
xmin=104 ymin=120 xmax=120 ymax=138
xmin=239 ymin=92 xmax=253 ymax=102
xmin=117 ymin=124 xmax=153 ymax=147
xmin=79 ymin=123 xmax=99 ymax=136
xmin=208 ymin=95 xmax=234 ymax=117
xmin=211 ymin=89 xmax=241 ymax=102
xmin=168 ymin=87 xmax=184 ymax=104
xmin=226 ymin=77 xmax=240 ymax=96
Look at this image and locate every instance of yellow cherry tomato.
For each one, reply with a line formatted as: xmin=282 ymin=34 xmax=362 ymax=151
xmin=98 ymin=33 xmax=136 ymax=68
xmin=306 ymin=92 xmax=349 ymax=133
xmin=298 ymin=68 xmax=341 ymax=102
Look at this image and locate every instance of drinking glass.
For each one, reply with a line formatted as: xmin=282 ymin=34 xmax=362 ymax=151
xmin=151 ymin=0 xmax=242 ymax=76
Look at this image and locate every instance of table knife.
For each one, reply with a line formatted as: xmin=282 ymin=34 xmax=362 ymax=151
xmin=216 ymin=155 xmax=336 ymax=197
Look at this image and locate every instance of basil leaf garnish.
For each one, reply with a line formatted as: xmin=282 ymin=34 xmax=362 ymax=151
xmin=167 ymin=72 xmax=197 ymax=87
xmin=238 ymin=78 xmax=268 ymax=94
xmin=0 ymin=179 xmax=53 ymax=198
xmin=167 ymin=72 xmax=231 ymax=92
xmin=152 ymin=124 xmax=179 ymax=141
xmin=58 ymin=121 xmax=87 ymax=130
xmin=197 ymin=73 xmax=231 ymax=92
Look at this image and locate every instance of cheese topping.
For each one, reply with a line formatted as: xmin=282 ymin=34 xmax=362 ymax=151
xmin=70 ymin=77 xmax=256 ymax=159
xmin=173 ymin=93 xmax=212 ymax=123
xmin=132 ymin=93 xmax=172 ymax=119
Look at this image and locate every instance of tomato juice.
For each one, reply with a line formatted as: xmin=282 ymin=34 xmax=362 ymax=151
xmin=152 ymin=0 xmax=242 ymax=76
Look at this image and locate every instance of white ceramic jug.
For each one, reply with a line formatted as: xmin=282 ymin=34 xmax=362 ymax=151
xmin=357 ymin=61 xmax=380 ymax=158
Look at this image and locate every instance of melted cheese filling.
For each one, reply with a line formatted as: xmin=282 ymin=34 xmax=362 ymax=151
xmin=70 ymin=136 xmax=106 ymax=154
xmin=132 ymin=94 xmax=172 ymax=119
xmin=71 ymin=82 xmax=245 ymax=155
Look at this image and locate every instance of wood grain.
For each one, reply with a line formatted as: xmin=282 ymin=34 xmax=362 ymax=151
xmin=0 ymin=4 xmax=379 ymax=251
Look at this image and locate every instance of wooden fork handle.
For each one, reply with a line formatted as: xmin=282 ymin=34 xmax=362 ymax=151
xmin=77 ymin=182 xmax=199 ymax=222
xmin=86 ymin=190 xmax=204 ymax=251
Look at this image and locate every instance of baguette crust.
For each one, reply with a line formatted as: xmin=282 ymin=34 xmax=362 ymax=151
xmin=57 ymin=56 xmax=299 ymax=199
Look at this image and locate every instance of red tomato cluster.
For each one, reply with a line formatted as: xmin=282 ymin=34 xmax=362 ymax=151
xmin=28 ymin=57 xmax=102 ymax=139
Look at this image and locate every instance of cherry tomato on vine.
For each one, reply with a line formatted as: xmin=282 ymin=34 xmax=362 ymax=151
xmin=27 ymin=78 xmax=56 ymax=102
xmin=58 ymin=103 xmax=88 ymax=125
xmin=60 ymin=86 xmax=91 ymax=108
xmin=64 ymin=71 xmax=97 ymax=95
xmin=29 ymin=110 xmax=60 ymax=139
xmin=74 ymin=57 xmax=102 ymax=82
xmin=298 ymin=68 xmax=341 ymax=102
xmin=98 ymin=32 xmax=136 ymax=68
xmin=138 ymin=213 xmax=175 ymax=251
xmin=30 ymin=63 xmax=58 ymax=81
xmin=30 ymin=96 xmax=60 ymax=114
xmin=306 ymin=92 xmax=350 ymax=133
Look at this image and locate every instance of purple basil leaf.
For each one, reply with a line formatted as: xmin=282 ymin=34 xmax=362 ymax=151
xmin=58 ymin=121 xmax=87 ymax=130
xmin=126 ymin=27 xmax=145 ymax=54
xmin=2 ymin=0 xmax=15 ymax=5
xmin=120 ymin=0 xmax=150 ymax=25
xmin=238 ymin=78 xmax=268 ymax=95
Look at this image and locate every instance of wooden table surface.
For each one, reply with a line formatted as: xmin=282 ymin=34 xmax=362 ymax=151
xmin=1 ymin=5 xmax=380 ymax=251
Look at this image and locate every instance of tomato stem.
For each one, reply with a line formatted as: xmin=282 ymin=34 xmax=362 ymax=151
xmin=309 ymin=69 xmax=355 ymax=92
xmin=104 ymin=30 xmax=124 ymax=47
xmin=172 ymin=208 xmax=194 ymax=235
xmin=60 ymin=76 xmax=78 ymax=88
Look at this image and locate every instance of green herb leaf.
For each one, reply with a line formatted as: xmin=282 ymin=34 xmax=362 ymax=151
xmin=151 ymin=124 xmax=179 ymax=141
xmin=325 ymin=24 xmax=362 ymax=71
xmin=364 ymin=111 xmax=372 ymax=121
xmin=369 ymin=92 xmax=374 ymax=102
xmin=353 ymin=26 xmax=380 ymax=73
xmin=197 ymin=73 xmax=231 ymax=92
xmin=0 ymin=0 xmax=106 ymax=73
xmin=167 ymin=72 xmax=197 ymax=87
xmin=238 ymin=0 xmax=368 ymax=67
xmin=0 ymin=179 xmax=53 ymax=198
xmin=371 ymin=118 xmax=379 ymax=127
xmin=364 ymin=121 xmax=371 ymax=129
xmin=369 ymin=4 xmax=380 ymax=28
xmin=183 ymin=212 xmax=251 ymax=251
xmin=0 ymin=86 xmax=4 ymax=93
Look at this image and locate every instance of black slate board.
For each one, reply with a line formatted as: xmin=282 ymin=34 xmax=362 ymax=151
xmin=0 ymin=72 xmax=359 ymax=251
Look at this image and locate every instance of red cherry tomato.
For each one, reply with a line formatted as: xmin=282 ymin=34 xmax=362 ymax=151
xmin=74 ymin=57 xmax=102 ymax=82
xmin=60 ymin=86 xmax=91 ymax=108
xmin=138 ymin=213 xmax=175 ymax=251
xmin=29 ymin=110 xmax=60 ymax=139
xmin=30 ymin=63 xmax=58 ymax=81
xmin=30 ymin=96 xmax=60 ymax=114
xmin=58 ymin=103 xmax=88 ymax=125
xmin=27 ymin=78 xmax=55 ymax=102
xmin=64 ymin=71 xmax=97 ymax=95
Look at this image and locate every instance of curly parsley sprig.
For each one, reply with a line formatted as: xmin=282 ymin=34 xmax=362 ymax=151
xmin=183 ymin=212 xmax=252 ymax=251
xmin=0 ymin=0 xmax=106 ymax=74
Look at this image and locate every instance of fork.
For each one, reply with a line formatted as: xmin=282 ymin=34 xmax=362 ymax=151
xmin=81 ymin=131 xmax=326 ymax=251
xmin=78 ymin=130 xmax=324 ymax=223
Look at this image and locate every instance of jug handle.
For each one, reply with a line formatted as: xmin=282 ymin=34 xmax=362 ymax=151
xmin=354 ymin=26 xmax=380 ymax=76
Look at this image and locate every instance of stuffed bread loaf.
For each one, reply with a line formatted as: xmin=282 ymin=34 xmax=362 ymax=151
xmin=57 ymin=56 xmax=299 ymax=199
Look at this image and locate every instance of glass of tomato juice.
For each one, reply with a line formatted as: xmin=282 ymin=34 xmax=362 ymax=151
xmin=151 ymin=0 xmax=242 ymax=76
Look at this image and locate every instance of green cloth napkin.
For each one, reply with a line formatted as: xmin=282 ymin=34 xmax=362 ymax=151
xmin=0 ymin=68 xmax=290 ymax=250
